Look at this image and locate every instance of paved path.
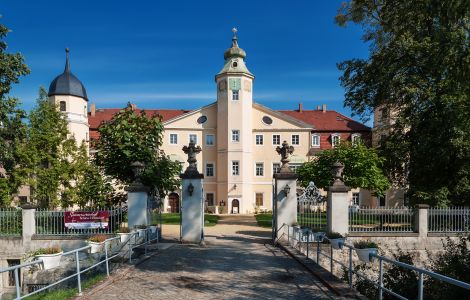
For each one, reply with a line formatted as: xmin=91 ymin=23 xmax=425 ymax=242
xmin=83 ymin=215 xmax=335 ymax=299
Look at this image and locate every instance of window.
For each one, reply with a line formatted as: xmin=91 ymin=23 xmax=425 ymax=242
xmin=232 ymin=90 xmax=239 ymax=100
xmin=352 ymin=134 xmax=361 ymax=145
xmin=8 ymin=259 xmax=20 ymax=286
xmin=331 ymin=134 xmax=340 ymax=147
xmin=255 ymin=134 xmax=263 ymax=145
xmin=311 ymin=134 xmax=320 ymax=147
xmin=59 ymin=101 xmax=66 ymax=112
xmin=206 ymin=193 xmax=214 ymax=206
xmin=206 ymin=134 xmax=215 ymax=146
xmin=272 ymin=134 xmax=281 ymax=145
xmin=169 ymin=134 xmax=178 ymax=145
xmin=255 ymin=193 xmax=263 ymax=206
xmin=262 ymin=116 xmax=273 ymax=125
xmin=189 ymin=134 xmax=197 ymax=144
xmin=232 ymin=161 xmax=239 ymax=175
xmin=292 ymin=135 xmax=300 ymax=145
xmin=18 ymin=196 xmax=27 ymax=204
xmin=273 ymin=163 xmax=281 ymax=174
xmin=232 ymin=130 xmax=240 ymax=142
xmin=206 ymin=163 xmax=214 ymax=177
xmin=197 ymin=116 xmax=207 ymax=124
xmin=255 ymin=163 xmax=264 ymax=176
xmin=290 ymin=163 xmax=302 ymax=173
xmin=352 ymin=193 xmax=360 ymax=206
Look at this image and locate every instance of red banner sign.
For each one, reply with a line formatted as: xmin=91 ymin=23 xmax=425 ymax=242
xmin=64 ymin=211 xmax=109 ymax=230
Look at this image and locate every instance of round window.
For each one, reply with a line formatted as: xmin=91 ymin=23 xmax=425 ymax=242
xmin=232 ymin=61 xmax=238 ymax=68
xmin=262 ymin=116 xmax=273 ymax=125
xmin=197 ymin=116 xmax=207 ymax=124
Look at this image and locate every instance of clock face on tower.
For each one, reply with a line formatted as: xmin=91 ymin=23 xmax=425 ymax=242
xmin=229 ymin=78 xmax=241 ymax=91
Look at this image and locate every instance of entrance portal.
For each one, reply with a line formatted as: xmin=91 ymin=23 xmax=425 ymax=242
xmin=168 ymin=193 xmax=180 ymax=213
xmin=231 ymin=199 xmax=240 ymax=214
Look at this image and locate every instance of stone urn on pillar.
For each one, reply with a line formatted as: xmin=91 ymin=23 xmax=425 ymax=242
xmin=273 ymin=141 xmax=298 ymax=241
xmin=180 ymin=141 xmax=204 ymax=243
xmin=327 ymin=161 xmax=351 ymax=236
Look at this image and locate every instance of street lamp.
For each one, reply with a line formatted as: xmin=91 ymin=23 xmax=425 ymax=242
xmin=187 ymin=183 xmax=194 ymax=196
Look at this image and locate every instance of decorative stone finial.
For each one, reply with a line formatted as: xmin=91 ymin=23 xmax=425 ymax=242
xmin=276 ymin=140 xmax=295 ymax=173
xmin=182 ymin=141 xmax=202 ymax=176
xmin=331 ymin=161 xmax=344 ymax=183
xmin=130 ymin=161 xmax=145 ymax=184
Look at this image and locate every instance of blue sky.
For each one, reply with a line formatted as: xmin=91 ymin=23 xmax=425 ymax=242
xmin=2 ymin=0 xmax=370 ymax=124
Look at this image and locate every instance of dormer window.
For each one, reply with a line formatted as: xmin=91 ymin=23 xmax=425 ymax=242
xmin=232 ymin=61 xmax=238 ymax=68
xmin=59 ymin=101 xmax=66 ymax=112
xmin=311 ymin=134 xmax=320 ymax=147
xmin=232 ymin=90 xmax=239 ymax=100
xmin=352 ymin=133 xmax=361 ymax=145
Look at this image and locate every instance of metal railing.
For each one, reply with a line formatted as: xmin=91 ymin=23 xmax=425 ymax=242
xmin=282 ymin=224 xmax=470 ymax=300
xmin=349 ymin=206 xmax=414 ymax=233
xmin=35 ymin=207 xmax=124 ymax=236
xmin=428 ymin=207 xmax=470 ymax=232
xmin=0 ymin=227 xmax=159 ymax=299
xmin=297 ymin=205 xmax=327 ymax=231
xmin=0 ymin=208 xmax=22 ymax=236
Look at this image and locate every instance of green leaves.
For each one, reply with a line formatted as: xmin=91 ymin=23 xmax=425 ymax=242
xmin=94 ymin=103 xmax=181 ymax=197
xmin=298 ymin=142 xmax=390 ymax=197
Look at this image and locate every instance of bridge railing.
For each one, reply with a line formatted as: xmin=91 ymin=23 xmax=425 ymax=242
xmin=282 ymin=224 xmax=470 ymax=300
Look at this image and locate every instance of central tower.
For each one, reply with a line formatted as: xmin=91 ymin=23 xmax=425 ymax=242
xmin=216 ymin=29 xmax=254 ymax=214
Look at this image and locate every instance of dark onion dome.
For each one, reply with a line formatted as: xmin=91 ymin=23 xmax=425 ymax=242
xmin=48 ymin=48 xmax=88 ymax=101
xmin=223 ymin=28 xmax=246 ymax=60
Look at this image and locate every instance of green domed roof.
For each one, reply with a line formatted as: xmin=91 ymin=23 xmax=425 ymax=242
xmin=218 ymin=29 xmax=253 ymax=77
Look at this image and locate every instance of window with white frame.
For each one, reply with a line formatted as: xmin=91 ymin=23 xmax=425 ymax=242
xmin=272 ymin=134 xmax=281 ymax=145
xmin=169 ymin=133 xmax=178 ymax=145
xmin=255 ymin=162 xmax=264 ymax=176
xmin=290 ymin=163 xmax=302 ymax=173
xmin=232 ymin=90 xmax=239 ymax=100
xmin=189 ymin=134 xmax=197 ymax=144
xmin=255 ymin=134 xmax=263 ymax=145
xmin=206 ymin=163 xmax=214 ymax=177
xmin=231 ymin=130 xmax=240 ymax=142
xmin=273 ymin=163 xmax=281 ymax=174
xmin=206 ymin=193 xmax=214 ymax=206
xmin=352 ymin=192 xmax=360 ymax=206
xmin=206 ymin=134 xmax=215 ymax=146
xmin=331 ymin=134 xmax=341 ymax=147
xmin=311 ymin=134 xmax=320 ymax=147
xmin=352 ymin=133 xmax=361 ymax=145
xmin=232 ymin=161 xmax=240 ymax=175
xmin=292 ymin=134 xmax=300 ymax=145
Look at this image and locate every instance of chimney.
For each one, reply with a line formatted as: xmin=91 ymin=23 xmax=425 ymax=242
xmin=90 ymin=103 xmax=96 ymax=117
xmin=317 ymin=105 xmax=321 ymax=111
xmin=322 ymin=104 xmax=327 ymax=112
xmin=298 ymin=102 xmax=303 ymax=113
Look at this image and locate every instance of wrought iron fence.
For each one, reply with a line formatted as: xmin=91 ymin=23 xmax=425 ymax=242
xmin=0 ymin=208 xmax=22 ymax=236
xmin=428 ymin=207 xmax=470 ymax=232
xmin=349 ymin=206 xmax=414 ymax=233
xmin=35 ymin=207 xmax=125 ymax=236
xmin=297 ymin=181 xmax=327 ymax=230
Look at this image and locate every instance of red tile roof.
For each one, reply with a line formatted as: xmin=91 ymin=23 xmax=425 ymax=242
xmin=278 ymin=110 xmax=370 ymax=132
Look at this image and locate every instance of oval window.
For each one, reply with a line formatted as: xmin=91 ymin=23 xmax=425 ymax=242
xmin=197 ymin=116 xmax=207 ymax=124
xmin=232 ymin=61 xmax=238 ymax=68
xmin=262 ymin=116 xmax=273 ymax=125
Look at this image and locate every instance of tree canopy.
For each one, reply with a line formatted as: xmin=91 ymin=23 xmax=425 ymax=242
xmin=297 ymin=142 xmax=390 ymax=197
xmin=0 ymin=22 xmax=30 ymax=206
xmin=94 ymin=103 xmax=181 ymax=198
xmin=336 ymin=0 xmax=470 ymax=206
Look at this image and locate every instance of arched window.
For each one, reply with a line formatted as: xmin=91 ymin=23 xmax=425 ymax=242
xmin=59 ymin=101 xmax=66 ymax=112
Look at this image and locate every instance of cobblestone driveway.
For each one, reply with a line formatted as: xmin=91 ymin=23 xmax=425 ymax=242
xmin=82 ymin=216 xmax=335 ymax=299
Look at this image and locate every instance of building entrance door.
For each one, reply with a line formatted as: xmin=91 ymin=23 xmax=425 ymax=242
xmin=231 ymin=199 xmax=240 ymax=214
xmin=168 ymin=193 xmax=180 ymax=213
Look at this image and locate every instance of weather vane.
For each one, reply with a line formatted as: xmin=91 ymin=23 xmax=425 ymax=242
xmin=232 ymin=27 xmax=238 ymax=35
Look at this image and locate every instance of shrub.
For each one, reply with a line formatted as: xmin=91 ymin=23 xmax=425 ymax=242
xmin=117 ymin=226 xmax=130 ymax=233
xmin=327 ymin=232 xmax=344 ymax=239
xmin=354 ymin=240 xmax=378 ymax=249
xmin=88 ymin=234 xmax=107 ymax=243
xmin=33 ymin=247 xmax=62 ymax=255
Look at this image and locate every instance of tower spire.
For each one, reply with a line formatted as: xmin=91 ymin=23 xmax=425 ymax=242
xmin=64 ymin=48 xmax=70 ymax=73
xmin=231 ymin=27 xmax=238 ymax=47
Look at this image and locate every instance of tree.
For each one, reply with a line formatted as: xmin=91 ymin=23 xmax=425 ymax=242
xmin=335 ymin=1 xmax=470 ymax=206
xmin=297 ymin=142 xmax=390 ymax=196
xmin=15 ymin=87 xmax=79 ymax=208
xmin=0 ymin=22 xmax=30 ymax=206
xmin=94 ymin=103 xmax=181 ymax=198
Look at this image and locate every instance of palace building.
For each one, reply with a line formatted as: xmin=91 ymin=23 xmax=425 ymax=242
xmin=39 ymin=30 xmax=397 ymax=214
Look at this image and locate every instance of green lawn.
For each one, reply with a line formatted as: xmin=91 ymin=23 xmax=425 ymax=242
xmin=255 ymin=213 xmax=272 ymax=228
xmin=26 ymin=273 xmax=105 ymax=300
xmin=160 ymin=213 xmax=219 ymax=227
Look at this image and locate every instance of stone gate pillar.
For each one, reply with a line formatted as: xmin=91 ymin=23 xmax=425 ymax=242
xmin=126 ymin=161 xmax=150 ymax=228
xmin=273 ymin=141 xmax=298 ymax=240
xmin=327 ymin=162 xmax=351 ymax=235
xmin=180 ymin=141 xmax=204 ymax=243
